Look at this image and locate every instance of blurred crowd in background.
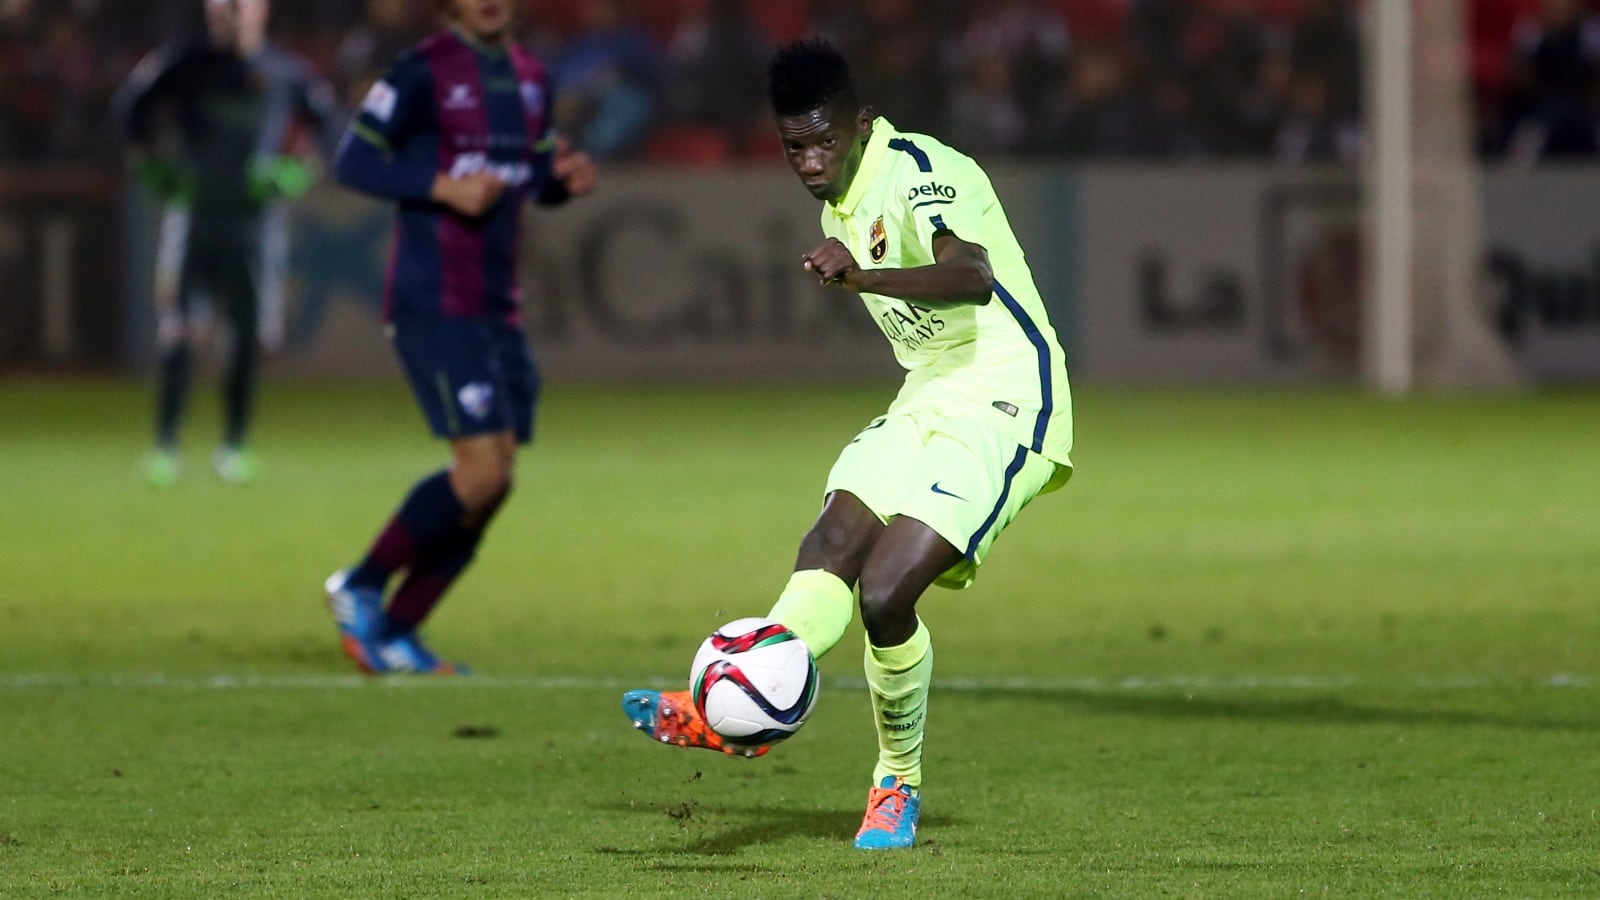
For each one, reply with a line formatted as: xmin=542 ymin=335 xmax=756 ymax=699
xmin=2 ymin=0 xmax=1599 ymax=168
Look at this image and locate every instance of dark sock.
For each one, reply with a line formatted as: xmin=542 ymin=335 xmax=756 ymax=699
xmin=222 ymin=335 xmax=258 ymax=448
xmin=155 ymin=342 xmax=192 ymax=448
xmin=348 ymin=470 xmax=467 ymax=591
xmin=382 ymin=528 xmax=482 ymax=638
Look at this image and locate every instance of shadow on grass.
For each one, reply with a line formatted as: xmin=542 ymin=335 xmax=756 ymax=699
xmin=974 ymin=688 xmax=1597 ymax=732
xmin=594 ymin=802 xmax=959 ymax=859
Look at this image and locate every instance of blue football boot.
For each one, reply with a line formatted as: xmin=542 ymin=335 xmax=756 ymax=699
xmin=853 ymin=776 xmax=921 ymax=849
xmin=375 ymin=630 xmax=467 ymax=676
xmin=323 ymin=569 xmax=387 ymax=673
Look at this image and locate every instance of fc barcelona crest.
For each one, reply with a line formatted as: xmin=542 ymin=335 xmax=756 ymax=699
xmin=868 ymin=216 xmax=887 ymax=263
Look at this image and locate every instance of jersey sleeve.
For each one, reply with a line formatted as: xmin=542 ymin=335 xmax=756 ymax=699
xmin=113 ymin=42 xmax=187 ymax=146
xmin=530 ymin=72 xmax=571 ymax=206
xmin=349 ymin=51 xmax=431 ymax=153
xmin=892 ymin=143 xmax=998 ymax=257
xmin=334 ymin=50 xmax=437 ymax=202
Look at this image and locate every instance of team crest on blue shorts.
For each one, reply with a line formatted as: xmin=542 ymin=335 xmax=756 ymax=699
xmin=458 ymin=381 xmax=495 ymax=420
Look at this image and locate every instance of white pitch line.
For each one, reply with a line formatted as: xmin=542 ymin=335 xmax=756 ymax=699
xmin=0 ymin=673 xmax=1587 ymax=691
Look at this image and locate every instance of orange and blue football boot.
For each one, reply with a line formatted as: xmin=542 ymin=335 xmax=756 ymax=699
xmin=324 ymin=569 xmax=386 ymax=673
xmin=325 ymin=570 xmax=466 ymax=675
xmin=621 ymin=689 xmax=769 ymax=758
xmin=853 ymin=776 xmax=921 ymax=849
xmin=374 ymin=630 xmax=467 ymax=676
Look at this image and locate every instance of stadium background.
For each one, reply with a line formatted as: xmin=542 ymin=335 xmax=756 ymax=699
xmin=3 ymin=2 xmax=1599 ymax=892
xmin=4 ymin=0 xmax=1600 ymax=385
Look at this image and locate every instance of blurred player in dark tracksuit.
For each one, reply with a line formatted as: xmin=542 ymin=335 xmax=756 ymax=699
xmin=116 ymin=0 xmax=339 ymax=486
xmin=322 ymin=0 xmax=596 ymax=674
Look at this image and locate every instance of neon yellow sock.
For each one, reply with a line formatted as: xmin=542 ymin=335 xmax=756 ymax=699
xmin=864 ymin=619 xmax=932 ymax=789
xmin=765 ymin=569 xmax=854 ymax=659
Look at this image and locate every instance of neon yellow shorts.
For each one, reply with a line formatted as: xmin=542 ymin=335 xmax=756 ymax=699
xmin=824 ymin=407 xmax=1070 ymax=590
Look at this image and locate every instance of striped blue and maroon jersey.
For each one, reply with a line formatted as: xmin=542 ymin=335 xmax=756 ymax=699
xmin=335 ymin=29 xmax=562 ymax=323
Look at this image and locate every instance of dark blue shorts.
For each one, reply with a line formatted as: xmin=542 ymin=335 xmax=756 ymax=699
xmin=389 ymin=314 xmax=539 ymax=444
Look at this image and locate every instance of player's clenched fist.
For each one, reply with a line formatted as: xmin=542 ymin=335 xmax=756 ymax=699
xmin=431 ymin=171 xmax=506 ymax=217
xmin=802 ymin=238 xmax=860 ymax=288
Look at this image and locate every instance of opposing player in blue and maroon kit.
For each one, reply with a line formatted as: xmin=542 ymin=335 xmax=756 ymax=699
xmin=324 ymin=0 xmax=596 ymax=674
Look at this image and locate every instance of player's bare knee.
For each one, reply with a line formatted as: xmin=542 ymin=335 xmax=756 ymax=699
xmin=796 ymin=521 xmax=873 ymax=579
xmin=451 ymin=456 xmax=512 ymax=509
xmin=856 ymin=576 xmax=917 ymax=634
xmin=476 ymin=471 xmax=513 ymax=508
xmin=482 ymin=465 xmax=514 ymax=503
xmin=463 ymin=482 xmax=510 ymax=529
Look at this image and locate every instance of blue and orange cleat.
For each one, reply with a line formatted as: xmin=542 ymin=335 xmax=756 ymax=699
xmin=621 ymin=689 xmax=769 ymax=758
xmin=323 ymin=569 xmax=386 ymax=673
xmin=853 ymin=776 xmax=921 ymax=849
xmin=374 ymin=630 xmax=468 ymax=675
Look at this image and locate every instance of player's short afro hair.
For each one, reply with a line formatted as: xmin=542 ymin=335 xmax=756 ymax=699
xmin=767 ymin=37 xmax=859 ymax=117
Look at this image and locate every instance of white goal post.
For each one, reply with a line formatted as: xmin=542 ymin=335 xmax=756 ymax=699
xmin=1363 ymin=0 xmax=1523 ymax=393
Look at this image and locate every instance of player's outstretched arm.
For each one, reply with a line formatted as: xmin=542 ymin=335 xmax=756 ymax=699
xmin=803 ymin=233 xmax=993 ymax=309
xmin=332 ymin=128 xmax=437 ymax=202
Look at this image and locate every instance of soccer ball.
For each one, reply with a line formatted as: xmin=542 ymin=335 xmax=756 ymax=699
xmin=689 ymin=617 xmax=819 ymax=747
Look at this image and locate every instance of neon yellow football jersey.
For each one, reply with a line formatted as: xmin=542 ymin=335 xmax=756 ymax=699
xmin=820 ymin=117 xmax=1073 ymax=466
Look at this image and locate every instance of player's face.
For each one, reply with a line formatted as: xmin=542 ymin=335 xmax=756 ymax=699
xmin=204 ymin=0 xmax=267 ymax=54
xmin=448 ymin=0 xmax=513 ymax=42
xmin=204 ymin=0 xmax=240 ymax=47
xmin=777 ymin=103 xmax=872 ymax=203
xmin=237 ymin=0 xmax=268 ymax=53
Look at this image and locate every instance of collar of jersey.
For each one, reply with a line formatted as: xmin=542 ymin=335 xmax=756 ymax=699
xmin=830 ymin=116 xmax=895 ymax=219
xmin=449 ymin=25 xmax=508 ymax=59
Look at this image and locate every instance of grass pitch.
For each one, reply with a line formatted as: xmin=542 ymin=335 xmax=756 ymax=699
xmin=1 ymin=378 xmax=1597 ymax=896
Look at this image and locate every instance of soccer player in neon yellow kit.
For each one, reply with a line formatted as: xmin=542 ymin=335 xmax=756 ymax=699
xmin=623 ymin=37 xmax=1073 ymax=850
